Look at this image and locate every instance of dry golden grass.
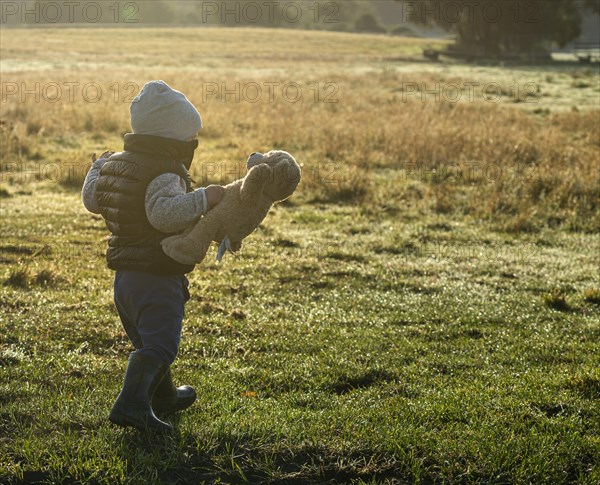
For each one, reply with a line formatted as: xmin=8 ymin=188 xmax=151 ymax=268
xmin=1 ymin=27 xmax=598 ymax=231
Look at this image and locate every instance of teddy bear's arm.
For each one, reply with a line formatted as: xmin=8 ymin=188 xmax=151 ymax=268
xmin=161 ymin=214 xmax=219 ymax=265
xmin=240 ymin=163 xmax=272 ymax=203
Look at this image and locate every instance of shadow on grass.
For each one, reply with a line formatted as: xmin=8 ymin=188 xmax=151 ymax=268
xmin=6 ymin=418 xmax=594 ymax=484
xmin=111 ymin=427 xmax=417 ymax=484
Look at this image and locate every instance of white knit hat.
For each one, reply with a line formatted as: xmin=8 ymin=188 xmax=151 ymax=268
xmin=130 ymin=80 xmax=202 ymax=142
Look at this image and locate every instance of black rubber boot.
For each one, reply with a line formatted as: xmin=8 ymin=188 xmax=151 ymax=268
xmin=152 ymin=367 xmax=196 ymax=415
xmin=109 ymin=352 xmax=172 ymax=433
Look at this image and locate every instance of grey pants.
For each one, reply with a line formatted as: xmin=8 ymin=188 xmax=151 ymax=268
xmin=113 ymin=270 xmax=190 ymax=365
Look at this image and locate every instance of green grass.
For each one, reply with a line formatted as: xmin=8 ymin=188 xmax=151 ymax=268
xmin=1 ymin=187 xmax=598 ymax=484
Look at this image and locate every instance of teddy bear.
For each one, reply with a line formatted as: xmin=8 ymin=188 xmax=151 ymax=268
xmin=161 ymin=150 xmax=301 ymax=265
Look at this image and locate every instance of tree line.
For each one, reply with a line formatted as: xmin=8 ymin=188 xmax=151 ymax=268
xmin=3 ymin=0 xmax=598 ymax=55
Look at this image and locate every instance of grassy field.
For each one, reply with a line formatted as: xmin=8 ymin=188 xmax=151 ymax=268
xmin=1 ymin=27 xmax=599 ymax=484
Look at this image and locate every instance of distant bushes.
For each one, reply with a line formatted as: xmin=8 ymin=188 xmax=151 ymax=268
xmin=391 ymin=25 xmax=418 ymax=37
xmin=354 ymin=14 xmax=386 ymax=34
xmin=1 ymin=0 xmax=403 ymax=35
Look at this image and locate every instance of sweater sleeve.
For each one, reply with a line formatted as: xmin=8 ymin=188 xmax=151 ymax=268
xmin=145 ymin=173 xmax=208 ymax=233
xmin=81 ymin=157 xmax=109 ymax=214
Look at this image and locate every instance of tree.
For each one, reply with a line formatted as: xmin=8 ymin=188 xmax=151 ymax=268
xmin=584 ymin=0 xmax=600 ymax=14
xmin=354 ymin=13 xmax=387 ymax=33
xmin=399 ymin=0 xmax=585 ymax=57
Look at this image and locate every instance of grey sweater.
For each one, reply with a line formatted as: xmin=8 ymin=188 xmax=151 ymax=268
xmin=81 ymin=156 xmax=207 ymax=233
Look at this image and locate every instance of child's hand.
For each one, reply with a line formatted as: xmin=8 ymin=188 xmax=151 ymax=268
xmin=205 ymin=185 xmax=225 ymax=210
xmin=92 ymin=151 xmax=114 ymax=163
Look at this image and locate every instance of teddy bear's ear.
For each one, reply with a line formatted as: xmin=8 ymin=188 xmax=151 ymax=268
xmin=246 ymin=152 xmax=265 ymax=170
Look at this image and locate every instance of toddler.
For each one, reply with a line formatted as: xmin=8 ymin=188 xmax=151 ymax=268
xmin=82 ymin=80 xmax=223 ymax=432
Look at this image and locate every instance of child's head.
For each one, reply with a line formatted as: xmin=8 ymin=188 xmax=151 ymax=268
xmin=130 ymin=80 xmax=202 ymax=142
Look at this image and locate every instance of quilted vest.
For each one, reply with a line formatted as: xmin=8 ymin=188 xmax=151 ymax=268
xmin=95 ymin=134 xmax=198 ymax=275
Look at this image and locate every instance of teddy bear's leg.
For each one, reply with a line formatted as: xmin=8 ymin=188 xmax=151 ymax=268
xmin=240 ymin=163 xmax=272 ymax=203
xmin=161 ymin=235 xmax=212 ymax=265
xmin=161 ymin=219 xmax=217 ymax=265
